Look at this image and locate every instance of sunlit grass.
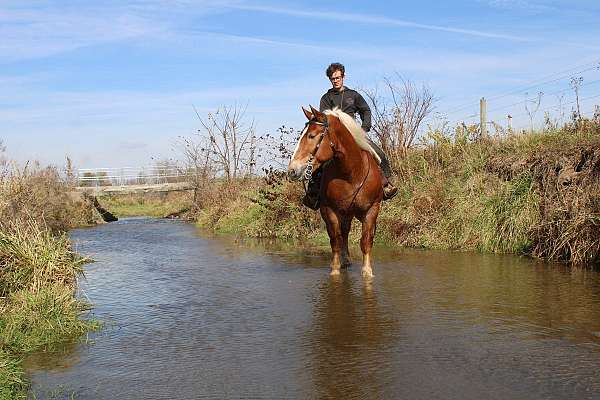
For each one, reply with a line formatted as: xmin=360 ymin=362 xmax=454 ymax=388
xmin=0 ymin=163 xmax=99 ymax=398
xmin=99 ymin=192 xmax=193 ymax=218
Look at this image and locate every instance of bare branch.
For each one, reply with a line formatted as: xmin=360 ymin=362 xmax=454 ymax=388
xmin=364 ymin=74 xmax=437 ymax=169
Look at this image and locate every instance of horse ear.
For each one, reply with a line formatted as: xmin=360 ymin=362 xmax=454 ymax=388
xmin=302 ymin=107 xmax=313 ymax=120
xmin=310 ymin=105 xmax=326 ymax=123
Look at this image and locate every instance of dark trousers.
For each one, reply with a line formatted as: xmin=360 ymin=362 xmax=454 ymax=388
xmin=365 ymin=138 xmax=392 ymax=178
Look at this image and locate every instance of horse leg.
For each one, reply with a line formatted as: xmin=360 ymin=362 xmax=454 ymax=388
xmin=340 ymin=216 xmax=352 ymax=268
xmin=321 ymin=207 xmax=343 ymax=276
xmin=359 ymin=203 xmax=381 ymax=278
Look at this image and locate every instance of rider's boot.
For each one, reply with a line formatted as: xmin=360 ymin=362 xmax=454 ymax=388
xmin=366 ymin=138 xmax=397 ymax=201
xmin=302 ymin=170 xmax=322 ymax=210
xmin=381 ymin=174 xmax=398 ymax=201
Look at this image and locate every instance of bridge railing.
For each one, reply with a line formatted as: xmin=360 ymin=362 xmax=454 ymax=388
xmin=76 ymin=166 xmax=193 ymax=187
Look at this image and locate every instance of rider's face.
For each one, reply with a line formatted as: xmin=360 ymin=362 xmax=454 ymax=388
xmin=329 ymin=71 xmax=344 ymax=90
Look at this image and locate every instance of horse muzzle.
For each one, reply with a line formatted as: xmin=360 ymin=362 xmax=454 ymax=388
xmin=287 ymin=160 xmax=307 ymax=181
xmin=287 ymin=165 xmax=305 ymax=181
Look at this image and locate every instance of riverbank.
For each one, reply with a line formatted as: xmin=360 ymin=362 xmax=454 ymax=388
xmin=0 ymin=164 xmax=99 ymax=399
xmin=99 ymin=191 xmax=194 ymax=218
xmin=193 ymin=120 xmax=600 ymax=267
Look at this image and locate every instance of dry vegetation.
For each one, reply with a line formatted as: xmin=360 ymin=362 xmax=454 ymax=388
xmin=0 ymin=154 xmax=98 ymax=399
xmin=184 ymin=86 xmax=600 ymax=268
xmin=382 ymin=116 xmax=600 ymax=265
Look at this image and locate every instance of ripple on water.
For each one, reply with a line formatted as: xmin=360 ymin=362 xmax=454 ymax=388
xmin=25 ymin=218 xmax=600 ymax=400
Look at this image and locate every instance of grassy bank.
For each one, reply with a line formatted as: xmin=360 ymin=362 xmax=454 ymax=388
xmin=0 ymin=163 xmax=98 ymax=399
xmin=381 ymin=123 xmax=600 ymax=265
xmin=192 ymin=121 xmax=600 ymax=267
xmin=99 ymin=191 xmax=194 ymax=218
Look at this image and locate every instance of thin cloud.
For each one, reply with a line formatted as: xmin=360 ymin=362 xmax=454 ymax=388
xmin=0 ymin=1 xmax=234 ymax=63
xmin=483 ymin=0 xmax=555 ymax=12
xmin=230 ymin=4 xmax=534 ymax=42
xmin=0 ymin=8 xmax=161 ymax=63
xmin=195 ymin=31 xmax=381 ymax=59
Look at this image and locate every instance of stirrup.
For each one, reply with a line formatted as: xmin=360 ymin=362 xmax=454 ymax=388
xmin=302 ymin=193 xmax=320 ymax=210
xmin=383 ymin=184 xmax=398 ymax=201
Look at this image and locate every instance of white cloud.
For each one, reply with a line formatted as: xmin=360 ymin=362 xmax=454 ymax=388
xmin=0 ymin=9 xmax=160 ymax=63
xmin=0 ymin=0 xmax=236 ymax=63
xmin=483 ymin=0 xmax=554 ymax=12
xmin=225 ymin=3 xmax=600 ymax=51
xmin=230 ymin=3 xmax=534 ymax=42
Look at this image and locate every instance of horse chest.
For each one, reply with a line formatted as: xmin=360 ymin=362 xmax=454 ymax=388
xmin=322 ymin=178 xmax=364 ymax=211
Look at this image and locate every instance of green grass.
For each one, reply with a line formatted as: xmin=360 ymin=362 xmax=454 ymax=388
xmin=0 ymin=350 xmax=26 ymax=400
xmin=99 ymin=192 xmax=193 ymax=218
xmin=475 ymin=173 xmax=539 ymax=254
xmin=0 ymin=286 xmax=98 ymax=354
xmin=194 ymin=181 xmax=329 ymax=243
xmin=0 ymin=221 xmax=86 ymax=297
xmin=0 ymin=220 xmax=99 ymax=398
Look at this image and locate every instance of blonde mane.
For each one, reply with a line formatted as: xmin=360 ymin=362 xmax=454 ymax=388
xmin=323 ymin=108 xmax=381 ymax=164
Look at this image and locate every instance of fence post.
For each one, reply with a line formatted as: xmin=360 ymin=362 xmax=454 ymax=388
xmin=480 ymin=97 xmax=487 ymax=138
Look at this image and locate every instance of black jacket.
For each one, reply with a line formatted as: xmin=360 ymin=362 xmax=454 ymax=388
xmin=319 ymin=87 xmax=372 ymax=132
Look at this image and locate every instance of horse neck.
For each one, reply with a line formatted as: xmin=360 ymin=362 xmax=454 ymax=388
xmin=329 ymin=117 xmax=365 ymax=178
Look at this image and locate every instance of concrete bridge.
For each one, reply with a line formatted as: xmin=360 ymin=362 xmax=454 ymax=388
xmin=75 ymin=166 xmax=195 ymax=197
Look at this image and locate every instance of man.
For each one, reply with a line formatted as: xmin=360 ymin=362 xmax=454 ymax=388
xmin=302 ymin=62 xmax=397 ymax=210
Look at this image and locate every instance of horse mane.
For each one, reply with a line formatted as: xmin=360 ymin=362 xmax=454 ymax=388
xmin=323 ymin=108 xmax=381 ymax=164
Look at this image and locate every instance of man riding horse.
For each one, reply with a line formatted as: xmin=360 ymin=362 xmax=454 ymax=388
xmin=303 ymin=62 xmax=398 ymax=209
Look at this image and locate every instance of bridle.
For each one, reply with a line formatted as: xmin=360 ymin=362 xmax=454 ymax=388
xmin=302 ymin=118 xmax=334 ymax=182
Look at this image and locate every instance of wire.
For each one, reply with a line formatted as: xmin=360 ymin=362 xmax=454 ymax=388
xmin=485 ymin=78 xmax=600 ymax=114
xmin=486 ymin=64 xmax=600 ymax=103
xmin=442 ymin=58 xmax=600 ymax=115
xmin=447 ymin=80 xmax=600 ymax=124
xmin=509 ymin=92 xmax=600 ymax=119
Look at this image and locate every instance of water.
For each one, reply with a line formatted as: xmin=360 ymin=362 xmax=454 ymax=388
xmin=26 ymin=218 xmax=600 ymax=399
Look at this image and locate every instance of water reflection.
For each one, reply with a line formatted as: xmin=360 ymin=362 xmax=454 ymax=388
xmin=310 ymin=276 xmax=392 ymax=400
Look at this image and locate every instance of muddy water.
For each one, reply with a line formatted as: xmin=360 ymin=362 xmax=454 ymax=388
xmin=26 ymin=218 xmax=600 ymax=399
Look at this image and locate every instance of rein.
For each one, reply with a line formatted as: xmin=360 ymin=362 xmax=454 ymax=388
xmin=347 ymin=151 xmax=371 ymax=208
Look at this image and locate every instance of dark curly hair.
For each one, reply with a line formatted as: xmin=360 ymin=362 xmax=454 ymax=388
xmin=326 ymin=63 xmax=345 ymax=79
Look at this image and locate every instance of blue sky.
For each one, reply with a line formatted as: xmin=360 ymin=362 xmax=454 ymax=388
xmin=1 ymin=0 xmax=599 ymax=168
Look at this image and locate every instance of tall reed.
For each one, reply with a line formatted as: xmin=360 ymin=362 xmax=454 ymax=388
xmin=0 ymin=160 xmax=97 ymax=399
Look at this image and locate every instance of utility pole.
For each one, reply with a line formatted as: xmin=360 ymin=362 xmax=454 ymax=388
xmin=507 ymin=114 xmax=513 ymax=133
xmin=480 ymin=97 xmax=487 ymax=138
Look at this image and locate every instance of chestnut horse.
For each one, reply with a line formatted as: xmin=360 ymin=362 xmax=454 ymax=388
xmin=288 ymin=106 xmax=383 ymax=278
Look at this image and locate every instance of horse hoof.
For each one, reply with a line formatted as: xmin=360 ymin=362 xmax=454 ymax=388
xmin=361 ymin=268 xmax=374 ymax=278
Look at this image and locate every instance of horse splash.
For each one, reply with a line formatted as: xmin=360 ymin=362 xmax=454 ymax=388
xmin=288 ymin=106 xmax=383 ymax=278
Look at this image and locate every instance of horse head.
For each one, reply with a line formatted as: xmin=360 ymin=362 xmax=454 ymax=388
xmin=287 ymin=106 xmax=335 ymax=181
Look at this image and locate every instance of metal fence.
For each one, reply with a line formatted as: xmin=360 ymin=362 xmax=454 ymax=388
xmin=77 ymin=166 xmax=193 ymax=187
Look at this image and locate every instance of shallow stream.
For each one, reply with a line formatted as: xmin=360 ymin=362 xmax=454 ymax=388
xmin=26 ymin=217 xmax=600 ymax=399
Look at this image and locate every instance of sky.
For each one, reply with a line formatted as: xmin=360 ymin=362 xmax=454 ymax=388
xmin=1 ymin=0 xmax=599 ymax=169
